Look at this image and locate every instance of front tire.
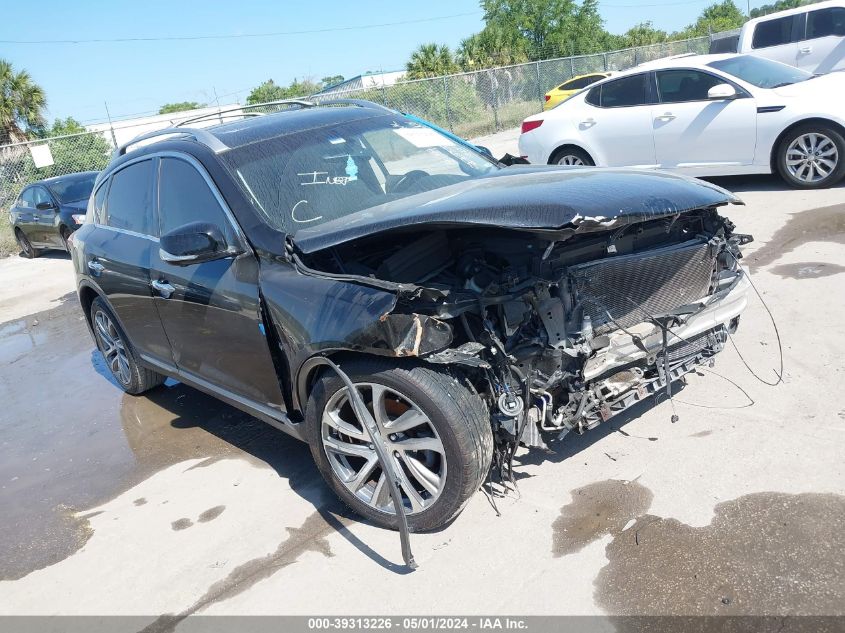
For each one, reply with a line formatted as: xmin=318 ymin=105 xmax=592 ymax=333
xmin=90 ymin=297 xmax=166 ymax=395
xmin=15 ymin=229 xmax=40 ymax=259
xmin=305 ymin=358 xmax=492 ymax=532
xmin=776 ymin=124 xmax=845 ymax=189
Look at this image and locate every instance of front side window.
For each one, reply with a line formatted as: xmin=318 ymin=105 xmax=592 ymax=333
xmin=708 ymin=55 xmax=812 ymax=88
xmin=105 ymin=160 xmax=155 ymax=236
xmin=806 ymin=7 xmax=845 ymax=38
xmin=598 ymin=74 xmax=652 ymax=108
xmin=221 ymin=115 xmax=498 ymax=235
xmin=32 ymin=187 xmax=52 ymax=208
xmin=657 ymin=70 xmax=726 ymax=103
xmin=752 ymin=15 xmax=799 ymax=48
xmin=157 ymin=157 xmax=236 ymax=244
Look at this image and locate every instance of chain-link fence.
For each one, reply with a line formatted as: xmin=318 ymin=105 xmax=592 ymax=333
xmin=0 ymin=34 xmax=714 ymax=221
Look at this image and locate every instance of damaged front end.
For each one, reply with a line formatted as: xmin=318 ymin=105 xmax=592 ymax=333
xmin=290 ymin=181 xmax=751 ymax=471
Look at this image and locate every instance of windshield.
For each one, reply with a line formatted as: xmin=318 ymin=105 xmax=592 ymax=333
xmin=47 ymin=174 xmax=96 ymax=203
xmin=221 ymin=115 xmax=499 ymax=235
xmin=707 ymin=55 xmax=813 ymax=88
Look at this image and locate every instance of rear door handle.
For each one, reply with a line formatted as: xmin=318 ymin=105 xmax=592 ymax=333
xmin=88 ymin=260 xmax=104 ymax=276
xmin=656 ymin=113 xmax=676 ymax=122
xmin=151 ymin=279 xmax=175 ymax=299
xmin=580 ymin=117 xmax=596 ymax=127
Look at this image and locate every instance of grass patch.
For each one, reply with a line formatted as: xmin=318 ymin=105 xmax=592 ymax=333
xmin=0 ymin=223 xmax=18 ymax=258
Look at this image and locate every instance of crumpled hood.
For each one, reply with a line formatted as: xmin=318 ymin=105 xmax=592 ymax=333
xmin=293 ymin=166 xmax=742 ymax=254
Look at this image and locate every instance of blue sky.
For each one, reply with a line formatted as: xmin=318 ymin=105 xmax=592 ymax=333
xmin=1 ymin=0 xmax=741 ymax=125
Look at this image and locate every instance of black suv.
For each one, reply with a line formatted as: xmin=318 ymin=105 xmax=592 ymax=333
xmin=73 ymin=100 xmax=749 ymax=531
xmin=10 ymin=171 xmax=98 ymax=258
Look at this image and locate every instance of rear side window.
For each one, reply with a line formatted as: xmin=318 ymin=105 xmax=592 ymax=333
xmin=598 ymin=74 xmax=651 ymax=107
xmin=807 ymin=7 xmax=845 ymax=38
xmin=656 ymin=70 xmax=725 ymax=103
xmin=17 ymin=188 xmax=36 ymax=209
xmin=105 ymin=160 xmax=155 ymax=236
xmin=561 ymin=75 xmax=601 ymax=90
xmin=585 ymin=86 xmax=601 ymax=106
xmin=752 ymin=15 xmax=799 ymax=48
xmin=158 ymin=158 xmax=236 ymax=244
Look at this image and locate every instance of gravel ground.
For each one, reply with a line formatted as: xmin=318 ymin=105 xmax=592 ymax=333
xmin=0 ymin=132 xmax=843 ymax=620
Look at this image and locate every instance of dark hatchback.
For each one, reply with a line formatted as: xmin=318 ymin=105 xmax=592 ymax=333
xmin=72 ymin=101 xmax=749 ymax=531
xmin=9 ymin=171 xmax=98 ymax=258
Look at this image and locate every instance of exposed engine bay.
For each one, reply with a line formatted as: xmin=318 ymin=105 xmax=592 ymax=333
xmin=299 ymin=206 xmax=752 ymax=475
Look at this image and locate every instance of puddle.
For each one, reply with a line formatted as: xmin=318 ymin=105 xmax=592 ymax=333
xmin=198 ymin=505 xmax=225 ymax=523
xmin=552 ymin=480 xmax=653 ymax=557
xmin=769 ymin=262 xmax=845 ymax=280
xmin=748 ymin=204 xmax=845 ymax=271
xmin=0 ymin=299 xmax=308 ymax=580
xmin=552 ymin=481 xmax=845 ymax=616
xmin=142 ymin=510 xmax=346 ymax=632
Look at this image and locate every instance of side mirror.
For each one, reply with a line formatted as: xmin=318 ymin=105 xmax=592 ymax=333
xmin=707 ymin=83 xmax=738 ymax=100
xmin=36 ymin=201 xmax=57 ymax=211
xmin=159 ymin=221 xmax=237 ymax=265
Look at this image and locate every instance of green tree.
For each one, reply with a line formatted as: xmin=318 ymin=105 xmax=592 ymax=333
xmin=321 ymin=75 xmax=345 ymax=88
xmin=406 ymin=44 xmax=460 ymax=79
xmin=0 ymin=59 xmax=47 ymax=145
xmin=750 ymin=0 xmax=820 ymax=18
xmin=245 ymin=78 xmax=322 ymax=105
xmin=679 ymin=0 xmax=747 ymax=37
xmin=158 ymin=101 xmax=203 ymax=114
xmin=621 ymin=21 xmax=669 ymax=47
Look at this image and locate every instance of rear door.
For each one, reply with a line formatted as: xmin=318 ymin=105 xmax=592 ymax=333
xmin=150 ymin=155 xmax=285 ymax=410
xmin=799 ymin=6 xmax=845 ymax=72
xmin=652 ymin=69 xmax=757 ymax=169
xmin=84 ymin=159 xmax=173 ymax=363
xmin=12 ymin=188 xmax=38 ymax=242
xmin=579 ymin=73 xmax=658 ymax=167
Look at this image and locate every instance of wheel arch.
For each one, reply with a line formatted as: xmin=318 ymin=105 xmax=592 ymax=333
xmin=548 ymin=143 xmax=595 ymax=165
xmin=770 ymin=117 xmax=845 ymax=173
xmin=77 ymin=282 xmax=105 ymax=334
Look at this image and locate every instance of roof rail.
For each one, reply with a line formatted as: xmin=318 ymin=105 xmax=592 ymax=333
xmin=114 ymin=127 xmax=229 ymax=157
xmin=174 ymin=99 xmax=316 ymax=128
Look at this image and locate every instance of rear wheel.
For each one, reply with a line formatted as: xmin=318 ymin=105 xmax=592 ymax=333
xmin=15 ymin=229 xmax=40 ymax=259
xmin=550 ymin=146 xmax=594 ymax=167
xmin=777 ymin=124 xmax=845 ymax=189
xmin=90 ymin=297 xmax=166 ymax=395
xmin=305 ymin=358 xmax=492 ymax=531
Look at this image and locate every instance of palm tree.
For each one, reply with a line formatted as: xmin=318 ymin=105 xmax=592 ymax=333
xmin=405 ymin=44 xmax=459 ymax=79
xmin=0 ymin=59 xmax=47 ymax=145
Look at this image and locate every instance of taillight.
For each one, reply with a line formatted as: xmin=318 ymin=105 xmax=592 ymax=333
xmin=521 ymin=120 xmax=543 ymax=134
xmin=544 ymin=95 xmax=551 ymax=101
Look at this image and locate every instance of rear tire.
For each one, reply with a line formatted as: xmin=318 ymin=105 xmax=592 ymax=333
xmin=305 ymin=358 xmax=492 ymax=532
xmin=90 ymin=297 xmax=166 ymax=395
xmin=776 ymin=123 xmax=845 ymax=189
xmin=550 ymin=146 xmax=594 ymax=167
xmin=15 ymin=229 xmax=40 ymax=259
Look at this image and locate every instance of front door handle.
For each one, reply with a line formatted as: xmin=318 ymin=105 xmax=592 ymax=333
xmin=88 ymin=260 xmax=104 ymax=276
xmin=655 ymin=113 xmax=676 ymax=122
xmin=799 ymin=46 xmax=812 ymax=54
xmin=151 ymin=279 xmax=175 ymax=299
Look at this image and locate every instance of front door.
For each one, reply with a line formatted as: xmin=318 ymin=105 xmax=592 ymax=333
xmin=652 ymin=69 xmax=757 ymax=169
xmin=150 ymin=155 xmax=285 ymax=411
xmin=32 ymin=186 xmax=62 ymax=247
xmin=12 ymin=188 xmax=38 ymax=244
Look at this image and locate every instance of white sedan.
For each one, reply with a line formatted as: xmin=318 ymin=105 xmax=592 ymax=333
xmin=518 ymin=53 xmax=845 ymax=188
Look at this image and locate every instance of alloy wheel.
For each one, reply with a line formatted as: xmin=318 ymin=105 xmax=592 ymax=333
xmin=557 ymin=154 xmax=585 ymax=166
xmin=94 ymin=310 xmax=131 ymax=386
xmin=321 ymin=383 xmax=447 ymax=515
xmin=786 ymin=133 xmax=839 ymax=184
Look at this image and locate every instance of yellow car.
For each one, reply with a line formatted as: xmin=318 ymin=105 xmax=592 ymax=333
xmin=544 ymin=72 xmax=611 ymax=110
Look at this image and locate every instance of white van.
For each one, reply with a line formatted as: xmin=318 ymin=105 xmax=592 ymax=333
xmin=737 ymin=0 xmax=845 ymax=73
